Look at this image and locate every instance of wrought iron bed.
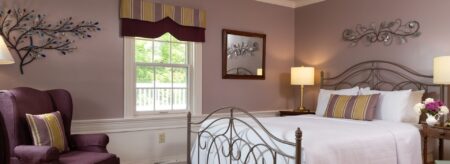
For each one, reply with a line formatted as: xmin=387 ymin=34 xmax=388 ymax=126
xmin=187 ymin=60 xmax=444 ymax=164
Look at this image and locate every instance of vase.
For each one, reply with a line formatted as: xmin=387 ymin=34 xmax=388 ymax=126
xmin=426 ymin=113 xmax=441 ymax=126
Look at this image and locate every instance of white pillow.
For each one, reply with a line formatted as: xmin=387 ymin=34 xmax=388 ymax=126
xmin=360 ymin=89 xmax=412 ymax=122
xmin=402 ymin=90 xmax=425 ymax=123
xmin=315 ymin=86 xmax=359 ymax=116
xmin=359 ymin=87 xmax=371 ymax=94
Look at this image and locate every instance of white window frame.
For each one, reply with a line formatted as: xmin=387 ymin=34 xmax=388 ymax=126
xmin=124 ymin=37 xmax=202 ymax=118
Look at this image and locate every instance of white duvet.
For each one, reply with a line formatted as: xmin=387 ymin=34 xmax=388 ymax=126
xmin=191 ymin=115 xmax=421 ymax=164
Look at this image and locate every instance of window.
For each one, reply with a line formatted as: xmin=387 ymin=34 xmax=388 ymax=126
xmin=124 ymin=33 xmax=202 ymax=117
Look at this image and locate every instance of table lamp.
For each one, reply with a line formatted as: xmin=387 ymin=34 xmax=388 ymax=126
xmin=434 ymin=56 xmax=450 ymax=103
xmin=0 ymin=36 xmax=14 ymax=64
xmin=291 ymin=66 xmax=315 ymax=112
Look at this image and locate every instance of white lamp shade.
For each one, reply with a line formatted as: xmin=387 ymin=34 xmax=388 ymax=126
xmin=0 ymin=37 xmax=14 ymax=64
xmin=434 ymin=56 xmax=450 ymax=84
xmin=291 ymin=67 xmax=315 ymax=85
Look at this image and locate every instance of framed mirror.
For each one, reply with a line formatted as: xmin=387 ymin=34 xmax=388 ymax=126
xmin=222 ymin=29 xmax=266 ymax=79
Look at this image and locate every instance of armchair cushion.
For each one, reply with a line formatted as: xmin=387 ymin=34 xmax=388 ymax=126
xmin=26 ymin=111 xmax=69 ymax=152
xmin=14 ymin=145 xmax=59 ymax=163
xmin=70 ymin=134 xmax=109 ymax=153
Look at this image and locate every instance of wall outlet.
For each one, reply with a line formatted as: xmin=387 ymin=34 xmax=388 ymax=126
xmin=159 ymin=133 xmax=166 ymax=144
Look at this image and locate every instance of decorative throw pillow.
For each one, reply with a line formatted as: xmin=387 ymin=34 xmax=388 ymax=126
xmin=315 ymin=87 xmax=360 ymax=116
xmin=26 ymin=111 xmax=69 ymax=152
xmin=402 ymin=90 xmax=425 ymax=123
xmin=324 ymin=94 xmax=380 ymax=121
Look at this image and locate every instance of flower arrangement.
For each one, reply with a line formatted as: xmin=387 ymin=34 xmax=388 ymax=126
xmin=414 ymin=98 xmax=449 ymax=116
xmin=415 ymin=98 xmax=449 ymax=126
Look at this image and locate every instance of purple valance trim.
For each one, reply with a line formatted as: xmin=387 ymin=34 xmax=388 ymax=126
xmin=121 ymin=18 xmax=205 ymax=42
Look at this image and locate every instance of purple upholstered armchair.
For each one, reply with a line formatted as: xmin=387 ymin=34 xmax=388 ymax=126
xmin=0 ymin=87 xmax=120 ymax=164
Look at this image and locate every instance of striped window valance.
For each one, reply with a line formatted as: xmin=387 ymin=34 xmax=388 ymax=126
xmin=120 ymin=0 xmax=206 ymax=42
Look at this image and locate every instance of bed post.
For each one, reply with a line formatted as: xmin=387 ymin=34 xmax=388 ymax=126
xmin=187 ymin=112 xmax=192 ymax=164
xmin=295 ymin=128 xmax=302 ymax=164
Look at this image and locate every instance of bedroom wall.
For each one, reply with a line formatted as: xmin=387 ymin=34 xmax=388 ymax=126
xmin=0 ymin=0 xmax=295 ymax=119
xmin=294 ymin=0 xmax=450 ymax=160
xmin=294 ymin=0 xmax=450 ymax=111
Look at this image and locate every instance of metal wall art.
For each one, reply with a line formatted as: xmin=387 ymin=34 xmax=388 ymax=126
xmin=227 ymin=41 xmax=258 ymax=58
xmin=222 ymin=29 xmax=266 ymax=80
xmin=0 ymin=8 xmax=101 ymax=74
xmin=343 ymin=19 xmax=420 ymax=46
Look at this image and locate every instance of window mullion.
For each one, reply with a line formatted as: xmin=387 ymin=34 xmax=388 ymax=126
xmin=187 ymin=42 xmax=190 ymax=111
xmin=169 ymin=39 xmax=173 ymax=111
xmin=171 ymin=67 xmax=174 ymax=111
xmin=152 ymin=40 xmax=156 ymax=112
xmin=136 ymin=63 xmax=189 ymax=68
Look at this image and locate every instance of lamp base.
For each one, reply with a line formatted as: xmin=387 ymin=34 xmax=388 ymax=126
xmin=294 ymin=107 xmax=309 ymax=112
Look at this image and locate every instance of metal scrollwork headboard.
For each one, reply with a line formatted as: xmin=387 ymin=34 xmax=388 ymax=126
xmin=320 ymin=60 xmax=444 ymax=100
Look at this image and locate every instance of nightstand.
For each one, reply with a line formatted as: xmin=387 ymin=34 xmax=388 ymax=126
xmin=279 ymin=110 xmax=315 ymax=116
xmin=422 ymin=124 xmax=450 ymax=164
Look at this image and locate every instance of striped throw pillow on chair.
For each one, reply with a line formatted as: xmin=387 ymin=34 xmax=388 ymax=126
xmin=26 ymin=111 xmax=69 ymax=152
xmin=324 ymin=94 xmax=380 ymax=121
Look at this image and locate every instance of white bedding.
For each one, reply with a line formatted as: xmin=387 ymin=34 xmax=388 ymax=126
xmin=191 ymin=115 xmax=421 ymax=164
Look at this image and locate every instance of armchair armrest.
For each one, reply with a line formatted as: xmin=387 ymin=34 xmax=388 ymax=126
xmin=70 ymin=133 xmax=109 ymax=153
xmin=14 ymin=145 xmax=59 ymax=164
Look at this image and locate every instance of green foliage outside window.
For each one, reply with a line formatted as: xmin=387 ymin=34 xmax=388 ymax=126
xmin=135 ymin=33 xmax=188 ymax=85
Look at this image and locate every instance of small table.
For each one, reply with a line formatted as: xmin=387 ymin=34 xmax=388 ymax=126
xmin=422 ymin=124 xmax=450 ymax=164
xmin=279 ymin=110 xmax=315 ymax=116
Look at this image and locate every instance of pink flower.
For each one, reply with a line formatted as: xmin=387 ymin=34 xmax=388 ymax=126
xmin=426 ymin=102 xmax=440 ymax=111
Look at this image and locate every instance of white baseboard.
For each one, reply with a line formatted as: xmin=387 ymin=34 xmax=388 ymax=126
xmin=72 ymin=110 xmax=279 ymax=134
xmin=71 ymin=110 xmax=279 ymax=164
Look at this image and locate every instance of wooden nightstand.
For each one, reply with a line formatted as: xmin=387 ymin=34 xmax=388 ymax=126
xmin=422 ymin=124 xmax=450 ymax=164
xmin=279 ymin=110 xmax=315 ymax=116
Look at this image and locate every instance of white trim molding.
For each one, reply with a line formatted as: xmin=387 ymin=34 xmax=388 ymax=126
xmin=123 ymin=37 xmax=135 ymax=118
xmin=294 ymin=0 xmax=325 ymax=8
xmin=72 ymin=110 xmax=279 ymax=134
xmin=255 ymin=0 xmax=325 ymax=8
xmin=72 ymin=110 xmax=279 ymax=164
xmin=191 ymin=43 xmax=202 ymax=116
xmin=255 ymin=0 xmax=297 ymax=8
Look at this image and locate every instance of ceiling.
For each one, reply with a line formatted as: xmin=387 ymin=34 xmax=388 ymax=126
xmin=255 ymin=0 xmax=326 ymax=8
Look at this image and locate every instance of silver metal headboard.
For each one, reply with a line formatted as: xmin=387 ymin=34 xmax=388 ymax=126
xmin=320 ymin=60 xmax=444 ymax=100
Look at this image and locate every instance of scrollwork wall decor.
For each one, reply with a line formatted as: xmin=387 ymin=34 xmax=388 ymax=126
xmin=343 ymin=19 xmax=420 ymax=46
xmin=0 ymin=8 xmax=101 ymax=74
xmin=227 ymin=41 xmax=258 ymax=58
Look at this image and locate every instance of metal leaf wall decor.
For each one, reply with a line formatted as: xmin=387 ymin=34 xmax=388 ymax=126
xmin=0 ymin=8 xmax=101 ymax=74
xmin=227 ymin=41 xmax=258 ymax=59
xmin=343 ymin=19 xmax=420 ymax=47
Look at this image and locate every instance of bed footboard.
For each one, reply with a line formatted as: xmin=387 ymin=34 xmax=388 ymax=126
xmin=187 ymin=107 xmax=302 ymax=164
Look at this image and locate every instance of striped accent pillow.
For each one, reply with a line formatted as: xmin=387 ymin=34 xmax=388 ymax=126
xmin=26 ymin=111 xmax=69 ymax=152
xmin=324 ymin=94 xmax=380 ymax=121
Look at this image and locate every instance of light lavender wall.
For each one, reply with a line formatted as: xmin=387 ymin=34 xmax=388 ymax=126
xmin=160 ymin=0 xmax=295 ymax=113
xmin=0 ymin=0 xmax=124 ymax=119
xmin=295 ymin=0 xmax=450 ymax=110
xmin=0 ymin=0 xmax=295 ymax=119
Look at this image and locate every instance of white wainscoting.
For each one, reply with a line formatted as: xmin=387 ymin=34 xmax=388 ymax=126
xmin=72 ymin=110 xmax=279 ymax=164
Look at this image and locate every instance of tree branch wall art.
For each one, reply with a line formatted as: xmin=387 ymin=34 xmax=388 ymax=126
xmin=0 ymin=8 xmax=101 ymax=74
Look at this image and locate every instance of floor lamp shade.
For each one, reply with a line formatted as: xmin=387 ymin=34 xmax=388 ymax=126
xmin=291 ymin=67 xmax=315 ymax=85
xmin=0 ymin=37 xmax=14 ymax=65
xmin=434 ymin=56 xmax=450 ymax=84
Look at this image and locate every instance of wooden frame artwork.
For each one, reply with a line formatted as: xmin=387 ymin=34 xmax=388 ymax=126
xmin=222 ymin=29 xmax=266 ymax=80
